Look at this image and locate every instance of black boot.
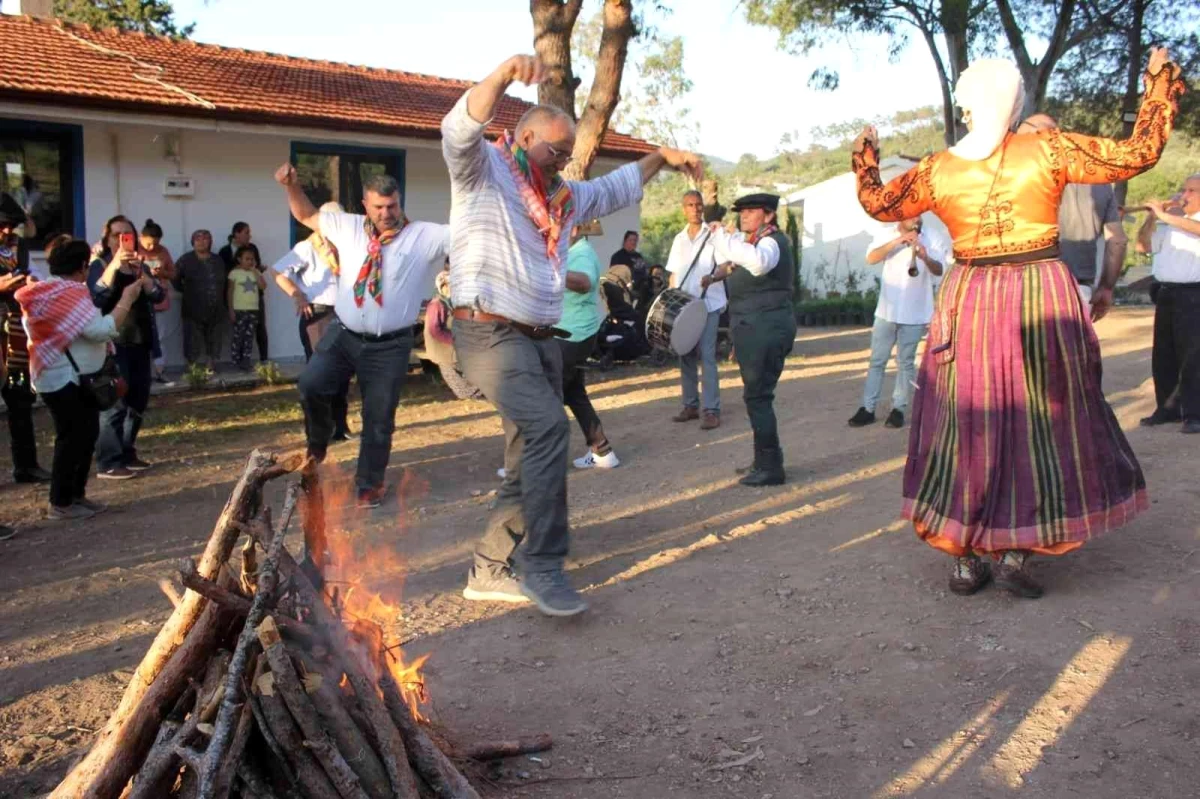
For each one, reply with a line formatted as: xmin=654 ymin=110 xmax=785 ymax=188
xmin=739 ymin=445 xmax=785 ymax=486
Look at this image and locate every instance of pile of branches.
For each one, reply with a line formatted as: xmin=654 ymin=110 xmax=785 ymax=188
xmin=47 ymin=450 xmax=544 ymax=799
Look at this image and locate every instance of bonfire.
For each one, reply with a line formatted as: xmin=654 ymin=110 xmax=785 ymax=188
xmin=48 ymin=449 xmax=547 ymax=799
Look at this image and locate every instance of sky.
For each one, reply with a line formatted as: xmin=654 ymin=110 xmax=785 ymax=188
xmin=3 ymin=0 xmax=949 ymax=160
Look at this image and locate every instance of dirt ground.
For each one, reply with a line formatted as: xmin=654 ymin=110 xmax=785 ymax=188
xmin=1 ymin=306 xmax=1197 ymax=799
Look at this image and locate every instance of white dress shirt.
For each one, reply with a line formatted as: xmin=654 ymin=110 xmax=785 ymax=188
xmin=272 ymin=239 xmax=338 ymax=306
xmin=441 ymin=89 xmax=644 ymax=326
xmin=318 ymin=211 xmax=450 ymax=336
xmin=1151 ymin=211 xmax=1200 ymax=284
xmin=665 ymin=225 xmax=727 ymax=313
xmin=26 ymin=277 xmax=119 ymax=395
xmin=709 ymin=227 xmax=781 ymax=275
xmin=871 ymin=227 xmax=947 ymax=326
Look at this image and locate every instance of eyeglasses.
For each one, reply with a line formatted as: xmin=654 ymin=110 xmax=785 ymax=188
xmin=545 ymin=142 xmax=574 ymax=165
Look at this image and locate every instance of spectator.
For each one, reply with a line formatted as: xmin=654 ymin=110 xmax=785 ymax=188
xmin=17 ymin=236 xmax=150 ymax=519
xmin=87 ymin=214 xmax=165 ymax=479
xmin=1136 ymin=174 xmax=1200 ymax=433
xmin=0 ymin=193 xmax=49 ymax=486
xmin=174 ymin=230 xmax=226 ymax=369
xmin=219 ymin=222 xmax=267 ymax=361
xmin=609 ymin=230 xmax=650 ymax=308
xmin=139 ymin=218 xmax=176 ymax=385
xmin=227 ymin=245 xmax=266 ymax=371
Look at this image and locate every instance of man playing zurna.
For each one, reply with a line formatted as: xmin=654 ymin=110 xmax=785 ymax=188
xmin=702 ymin=193 xmax=796 ymax=487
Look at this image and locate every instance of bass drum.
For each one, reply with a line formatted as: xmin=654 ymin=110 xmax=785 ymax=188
xmin=645 ymin=288 xmax=708 ymax=357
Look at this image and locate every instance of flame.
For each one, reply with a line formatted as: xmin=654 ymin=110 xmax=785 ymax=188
xmin=308 ymin=464 xmax=432 ymax=720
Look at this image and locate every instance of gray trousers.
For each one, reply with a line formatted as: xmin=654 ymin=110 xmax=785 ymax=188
xmin=680 ymin=309 xmax=722 ymax=412
xmin=298 ymin=323 xmax=412 ymax=491
xmin=453 ymin=319 xmax=570 ymax=575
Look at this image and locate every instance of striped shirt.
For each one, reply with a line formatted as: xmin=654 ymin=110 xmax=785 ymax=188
xmin=441 ymin=90 xmax=644 ymax=326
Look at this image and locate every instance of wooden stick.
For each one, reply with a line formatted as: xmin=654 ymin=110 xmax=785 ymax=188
xmin=300 ymin=457 xmax=327 ymax=576
xmin=254 ymin=670 xmax=341 ymax=799
xmin=259 ymin=619 xmax=371 ymax=799
xmin=462 ymin=734 xmax=553 ymax=762
xmin=377 ymin=670 xmax=481 ymax=799
xmin=246 ymin=528 xmax=420 ymax=799
xmin=246 ymin=658 xmax=297 ymax=790
xmin=178 ymin=560 xmax=317 ymax=644
xmin=199 ymin=485 xmax=300 ymax=799
xmin=51 ymin=450 xmax=301 ymax=799
xmin=210 ymin=700 xmax=254 ymax=799
xmin=236 ymin=760 xmax=283 ymax=799
xmin=290 ymin=648 xmax=391 ymax=799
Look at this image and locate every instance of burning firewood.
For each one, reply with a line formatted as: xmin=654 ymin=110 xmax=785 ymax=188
xmin=49 ymin=449 xmax=532 ymax=799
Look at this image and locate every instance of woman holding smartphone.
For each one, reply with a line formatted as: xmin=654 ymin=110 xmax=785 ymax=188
xmin=86 ymin=215 xmax=165 ymax=480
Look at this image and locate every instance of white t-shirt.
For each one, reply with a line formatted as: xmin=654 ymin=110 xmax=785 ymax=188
xmin=871 ymin=226 xmax=947 ymax=326
xmin=665 ymin=225 xmax=727 ymax=313
xmin=1151 ymin=212 xmax=1200 ymax=284
xmin=319 ymin=211 xmax=450 ymax=336
xmin=271 ymin=239 xmax=338 ymax=306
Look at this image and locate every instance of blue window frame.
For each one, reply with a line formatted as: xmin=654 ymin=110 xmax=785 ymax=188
xmin=288 ymin=141 xmax=406 ymax=245
xmin=0 ymin=118 xmax=85 ymax=247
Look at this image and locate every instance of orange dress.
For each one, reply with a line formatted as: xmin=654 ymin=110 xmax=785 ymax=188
xmin=851 ymin=64 xmax=1186 ymax=558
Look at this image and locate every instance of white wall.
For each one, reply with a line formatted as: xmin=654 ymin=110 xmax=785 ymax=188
xmin=788 ymin=163 xmax=952 ymax=297
xmin=4 ymin=108 xmax=644 ymax=365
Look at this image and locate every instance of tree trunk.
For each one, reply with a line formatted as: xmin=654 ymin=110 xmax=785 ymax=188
xmin=531 ymin=0 xmax=583 ymax=120
xmin=915 ymin=21 xmax=958 ymax=148
xmin=1116 ymin=0 xmax=1148 ymax=206
xmin=562 ymin=0 xmax=635 ymax=180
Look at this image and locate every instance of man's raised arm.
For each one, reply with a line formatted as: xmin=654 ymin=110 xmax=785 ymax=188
xmin=274 ymin=163 xmax=320 ymax=232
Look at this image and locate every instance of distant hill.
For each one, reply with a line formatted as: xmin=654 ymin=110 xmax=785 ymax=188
xmin=706 ymin=154 xmax=735 ymax=175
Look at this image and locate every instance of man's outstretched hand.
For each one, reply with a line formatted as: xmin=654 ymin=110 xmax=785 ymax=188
xmin=660 ymin=147 xmax=703 ymax=183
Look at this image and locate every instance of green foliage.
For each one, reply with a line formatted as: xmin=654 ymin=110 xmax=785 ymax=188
xmin=254 ymin=361 xmax=286 ymax=386
xmin=794 ymin=292 xmax=878 ymax=325
xmin=183 ymin=362 xmax=213 ymax=390
xmin=53 ymin=0 xmax=195 ymax=38
xmin=639 ymin=210 xmax=685 ymax=265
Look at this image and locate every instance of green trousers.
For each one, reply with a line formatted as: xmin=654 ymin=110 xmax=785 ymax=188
xmin=731 ymin=307 xmax=796 ymax=449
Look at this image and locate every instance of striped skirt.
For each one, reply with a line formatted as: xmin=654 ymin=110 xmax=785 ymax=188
xmin=903 ymin=259 xmax=1148 ymax=557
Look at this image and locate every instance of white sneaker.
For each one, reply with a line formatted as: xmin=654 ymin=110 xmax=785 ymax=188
xmin=573 ymin=450 xmax=620 ymax=469
xmin=497 ymin=467 xmax=507 ymax=479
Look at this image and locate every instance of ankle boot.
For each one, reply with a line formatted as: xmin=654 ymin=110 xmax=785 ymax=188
xmin=739 ymin=446 xmax=785 ymax=486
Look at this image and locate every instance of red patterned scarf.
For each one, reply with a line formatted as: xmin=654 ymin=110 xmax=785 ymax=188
xmin=14 ymin=279 xmax=100 ymax=381
xmin=746 ymin=223 xmax=779 ymax=247
xmin=310 ymin=231 xmax=341 ymax=277
xmin=354 ymin=217 xmax=406 ymax=308
xmin=495 ymin=132 xmax=574 ymax=272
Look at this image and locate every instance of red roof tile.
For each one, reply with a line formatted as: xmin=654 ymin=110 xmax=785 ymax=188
xmin=0 ymin=14 xmax=655 ymax=159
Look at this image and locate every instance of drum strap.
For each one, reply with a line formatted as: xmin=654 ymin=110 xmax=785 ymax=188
xmin=677 ymin=229 xmax=714 ymax=297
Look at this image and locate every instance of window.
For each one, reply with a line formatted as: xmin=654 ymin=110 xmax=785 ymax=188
xmin=289 ymin=142 xmax=405 ymax=243
xmin=0 ymin=120 xmax=84 ymax=248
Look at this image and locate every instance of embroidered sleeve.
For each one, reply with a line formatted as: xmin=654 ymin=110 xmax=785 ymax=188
xmin=853 ymin=144 xmax=935 ymax=222
xmin=1057 ymin=63 xmax=1187 ymax=185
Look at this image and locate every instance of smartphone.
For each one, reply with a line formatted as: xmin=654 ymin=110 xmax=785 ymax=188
xmin=119 ymin=232 xmax=136 ymax=253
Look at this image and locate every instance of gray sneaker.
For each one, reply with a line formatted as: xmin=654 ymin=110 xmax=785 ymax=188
xmin=462 ymin=567 xmax=531 ymax=604
xmin=49 ymin=504 xmax=96 ymax=521
xmin=519 ymin=569 xmax=588 ymax=617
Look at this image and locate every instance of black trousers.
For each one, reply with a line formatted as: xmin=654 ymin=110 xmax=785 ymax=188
xmin=1152 ymin=282 xmax=1200 ymax=422
xmin=300 ymin=305 xmax=351 ymax=435
xmin=98 ymin=345 xmax=152 ymax=470
xmin=1 ymin=373 xmax=39 ymax=472
xmin=558 ymin=335 xmax=610 ymax=455
xmin=41 ymin=382 xmax=99 ymax=507
xmin=255 ymin=289 xmax=269 ymax=360
xmin=298 ymin=323 xmax=411 ymax=491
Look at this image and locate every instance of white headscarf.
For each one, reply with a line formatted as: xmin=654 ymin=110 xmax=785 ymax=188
xmin=949 ymin=60 xmax=1026 ymax=162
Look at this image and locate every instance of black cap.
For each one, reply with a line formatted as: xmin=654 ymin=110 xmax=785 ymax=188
xmin=731 ymin=192 xmax=780 ymax=213
xmin=0 ymin=193 xmax=26 ymax=228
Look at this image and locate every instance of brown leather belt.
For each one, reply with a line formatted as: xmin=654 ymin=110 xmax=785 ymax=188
xmin=452 ymin=307 xmax=568 ymax=340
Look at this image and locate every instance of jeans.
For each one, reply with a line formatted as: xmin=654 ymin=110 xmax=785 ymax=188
xmin=301 ymin=305 xmax=351 ymax=435
xmin=41 ymin=382 xmax=99 ymax=507
xmin=1152 ymin=283 xmax=1200 ymax=422
xmin=298 ymin=322 xmax=411 ymax=491
xmin=454 ymin=319 xmax=569 ymax=575
xmin=862 ymin=317 xmax=927 ymax=414
xmin=559 ymin=334 xmax=610 ymax=455
xmin=97 ymin=345 xmax=152 ymax=470
xmin=1 ymin=375 xmax=39 ymax=472
xmin=680 ymin=309 xmax=722 ymax=412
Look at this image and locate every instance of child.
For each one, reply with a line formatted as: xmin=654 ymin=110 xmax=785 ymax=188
xmin=227 ymin=246 xmax=266 ymax=371
xmin=139 ymin=219 xmax=175 ymax=384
